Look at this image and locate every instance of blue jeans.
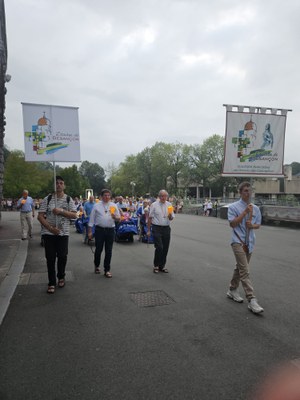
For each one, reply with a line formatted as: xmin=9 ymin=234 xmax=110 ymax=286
xmin=94 ymin=227 xmax=115 ymax=272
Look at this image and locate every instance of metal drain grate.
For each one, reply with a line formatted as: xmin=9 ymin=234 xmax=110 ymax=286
xmin=129 ymin=290 xmax=175 ymax=308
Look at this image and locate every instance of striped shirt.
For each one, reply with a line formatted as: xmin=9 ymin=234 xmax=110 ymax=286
xmin=39 ymin=194 xmax=77 ymax=236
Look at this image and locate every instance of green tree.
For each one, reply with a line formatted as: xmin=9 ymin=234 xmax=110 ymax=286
xmin=109 ymin=142 xmax=192 ymax=197
xmin=135 ymin=147 xmax=153 ymax=195
xmin=189 ymin=135 xmax=225 ymax=197
xmin=164 ymin=143 xmax=190 ymax=196
xmin=59 ymin=164 xmax=88 ymax=198
xmin=291 ymin=162 xmax=300 ymax=175
xmin=110 ymin=155 xmax=138 ymax=196
xmin=79 ymin=161 xmax=106 ymax=197
xmin=3 ymin=150 xmax=52 ymax=198
xmin=149 ymin=142 xmax=173 ymax=194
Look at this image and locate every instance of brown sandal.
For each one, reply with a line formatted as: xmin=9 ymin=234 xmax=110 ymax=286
xmin=58 ymin=279 xmax=65 ymax=288
xmin=153 ymin=267 xmax=159 ymax=274
xmin=47 ymin=285 xmax=55 ymax=294
xmin=104 ymin=271 xmax=112 ymax=278
xmin=95 ymin=268 xmax=100 ymax=274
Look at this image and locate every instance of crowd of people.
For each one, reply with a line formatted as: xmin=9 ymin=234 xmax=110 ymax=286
xmin=1 ymin=198 xmax=18 ymax=211
xmin=12 ymin=180 xmax=264 ymax=315
xmin=20 ymin=181 xmax=176 ymax=293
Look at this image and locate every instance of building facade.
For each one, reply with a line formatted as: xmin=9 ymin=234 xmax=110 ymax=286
xmin=0 ymin=0 xmax=8 ymax=216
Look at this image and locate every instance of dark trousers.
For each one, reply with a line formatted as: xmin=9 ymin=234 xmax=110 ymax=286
xmin=83 ymin=222 xmax=89 ymax=243
xmin=43 ymin=235 xmax=69 ymax=286
xmin=94 ymin=227 xmax=115 ymax=272
xmin=152 ymin=225 xmax=171 ymax=269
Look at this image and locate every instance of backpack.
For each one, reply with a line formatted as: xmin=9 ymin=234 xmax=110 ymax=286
xmin=46 ymin=194 xmax=70 ymax=212
xmin=40 ymin=194 xmax=71 ymax=247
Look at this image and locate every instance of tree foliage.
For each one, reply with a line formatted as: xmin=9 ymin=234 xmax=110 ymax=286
xmin=79 ymin=161 xmax=106 ymax=197
xmin=3 ymin=153 xmax=105 ymax=199
xmin=3 ymin=151 xmax=52 ymax=198
xmin=59 ymin=164 xmax=89 ymax=198
xmin=4 ymin=135 xmax=299 ymax=201
xmin=291 ymin=162 xmax=300 ymax=175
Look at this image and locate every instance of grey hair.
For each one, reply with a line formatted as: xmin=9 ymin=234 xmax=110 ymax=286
xmin=23 ymin=190 xmax=29 ymax=194
xmin=158 ymin=189 xmax=168 ymax=197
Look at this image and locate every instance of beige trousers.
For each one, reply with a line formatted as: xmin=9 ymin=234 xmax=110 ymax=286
xmin=230 ymin=243 xmax=255 ymax=300
xmin=20 ymin=212 xmax=33 ymax=239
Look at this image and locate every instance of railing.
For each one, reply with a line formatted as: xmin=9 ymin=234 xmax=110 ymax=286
xmin=183 ymin=198 xmax=300 ymax=207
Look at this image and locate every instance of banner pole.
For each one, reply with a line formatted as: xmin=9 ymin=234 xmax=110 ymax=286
xmin=53 ymin=161 xmax=58 ymax=226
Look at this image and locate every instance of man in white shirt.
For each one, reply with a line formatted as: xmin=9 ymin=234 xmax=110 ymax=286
xmin=148 ymin=189 xmax=174 ymax=274
xmin=88 ymin=189 xmax=120 ymax=278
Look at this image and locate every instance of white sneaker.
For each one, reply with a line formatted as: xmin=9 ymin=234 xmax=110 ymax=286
xmin=226 ymin=289 xmax=243 ymax=303
xmin=248 ymin=298 xmax=264 ymax=314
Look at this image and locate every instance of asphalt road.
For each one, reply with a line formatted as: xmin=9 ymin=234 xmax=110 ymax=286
xmin=0 ymin=214 xmax=299 ymax=400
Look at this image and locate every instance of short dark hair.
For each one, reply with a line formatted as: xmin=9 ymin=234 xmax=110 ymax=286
xmin=101 ymin=188 xmax=111 ymax=196
xmin=238 ymin=181 xmax=251 ymax=193
xmin=56 ymin=175 xmax=64 ymax=182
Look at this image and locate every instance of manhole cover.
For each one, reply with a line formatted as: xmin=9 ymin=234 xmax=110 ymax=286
xmin=129 ymin=290 xmax=175 ymax=307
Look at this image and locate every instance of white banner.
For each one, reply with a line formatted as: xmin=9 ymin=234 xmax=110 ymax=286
xmin=22 ymin=103 xmax=81 ymax=162
xmin=222 ymin=111 xmax=286 ymax=177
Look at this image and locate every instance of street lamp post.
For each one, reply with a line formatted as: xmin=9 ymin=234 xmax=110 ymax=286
xmin=85 ymin=189 xmax=93 ymax=199
xmin=130 ymin=181 xmax=136 ymax=198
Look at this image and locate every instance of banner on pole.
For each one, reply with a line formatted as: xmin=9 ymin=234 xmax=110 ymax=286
xmin=222 ymin=106 xmax=290 ymax=177
xmin=22 ymin=102 xmax=81 ymax=162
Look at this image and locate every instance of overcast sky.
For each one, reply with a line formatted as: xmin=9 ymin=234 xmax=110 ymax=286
xmin=4 ymin=0 xmax=300 ymax=170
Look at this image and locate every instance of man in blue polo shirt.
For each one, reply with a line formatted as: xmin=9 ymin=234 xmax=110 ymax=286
xmin=226 ymin=181 xmax=264 ymax=314
xmin=83 ymin=195 xmax=95 ymax=244
xmin=17 ymin=189 xmax=35 ymax=240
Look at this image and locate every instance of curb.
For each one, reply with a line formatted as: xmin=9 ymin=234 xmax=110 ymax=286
xmin=0 ymin=239 xmax=28 ymax=326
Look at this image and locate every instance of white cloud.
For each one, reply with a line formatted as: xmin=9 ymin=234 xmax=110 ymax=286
xmin=3 ymin=0 xmax=300 ymax=168
xmin=205 ymin=5 xmax=256 ymax=32
xmin=122 ymin=27 xmax=157 ymax=48
xmin=180 ymin=52 xmax=223 ymax=66
xmin=180 ymin=52 xmax=246 ymax=79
